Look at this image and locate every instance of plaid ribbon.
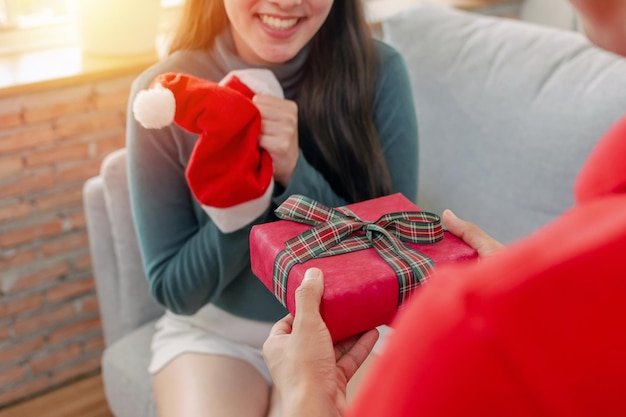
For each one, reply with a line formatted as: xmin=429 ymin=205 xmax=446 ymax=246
xmin=272 ymin=195 xmax=444 ymax=307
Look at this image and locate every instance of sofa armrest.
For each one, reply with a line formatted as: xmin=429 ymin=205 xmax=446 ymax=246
xmin=84 ymin=149 xmax=163 ymax=347
xmin=84 ymin=176 xmax=122 ymax=346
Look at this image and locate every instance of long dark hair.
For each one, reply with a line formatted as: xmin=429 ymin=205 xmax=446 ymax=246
xmin=169 ymin=0 xmax=393 ymax=202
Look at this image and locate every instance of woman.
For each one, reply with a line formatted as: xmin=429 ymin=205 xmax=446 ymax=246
xmin=126 ymin=0 xmax=419 ymax=416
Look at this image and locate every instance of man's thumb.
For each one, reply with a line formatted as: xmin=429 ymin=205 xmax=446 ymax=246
xmin=294 ymin=268 xmax=324 ymax=318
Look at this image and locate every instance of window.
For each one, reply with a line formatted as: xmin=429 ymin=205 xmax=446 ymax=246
xmin=0 ymin=0 xmax=71 ymax=29
xmin=0 ymin=0 xmax=184 ymax=54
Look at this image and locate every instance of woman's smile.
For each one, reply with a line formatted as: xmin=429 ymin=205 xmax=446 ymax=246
xmin=225 ymin=0 xmax=334 ymax=65
xmin=259 ymin=14 xmax=300 ymax=31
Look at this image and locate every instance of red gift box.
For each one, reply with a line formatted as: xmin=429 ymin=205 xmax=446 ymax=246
xmin=250 ymin=193 xmax=478 ymax=341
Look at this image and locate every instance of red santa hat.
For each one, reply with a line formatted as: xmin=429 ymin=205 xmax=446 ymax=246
xmin=132 ymin=69 xmax=284 ymax=233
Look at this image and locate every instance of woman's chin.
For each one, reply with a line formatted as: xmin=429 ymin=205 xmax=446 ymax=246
xmin=253 ymin=45 xmax=303 ymax=65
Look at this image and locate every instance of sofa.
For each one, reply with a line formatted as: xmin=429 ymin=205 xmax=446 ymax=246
xmin=83 ymin=3 xmax=626 ymax=416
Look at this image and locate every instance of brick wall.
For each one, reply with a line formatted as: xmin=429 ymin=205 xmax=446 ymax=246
xmin=0 ymin=73 xmax=139 ymax=408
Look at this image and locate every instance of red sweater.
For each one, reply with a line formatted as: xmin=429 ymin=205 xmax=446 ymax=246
xmin=348 ymin=115 xmax=626 ymax=417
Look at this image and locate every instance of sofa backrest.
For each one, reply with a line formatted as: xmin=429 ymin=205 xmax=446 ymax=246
xmin=383 ymin=3 xmax=626 ymax=243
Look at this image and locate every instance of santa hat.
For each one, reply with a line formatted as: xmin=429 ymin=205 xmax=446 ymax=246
xmin=132 ymin=69 xmax=284 ymax=233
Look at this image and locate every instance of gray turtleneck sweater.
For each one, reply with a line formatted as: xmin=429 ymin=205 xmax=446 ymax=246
xmin=127 ymin=29 xmax=418 ymax=322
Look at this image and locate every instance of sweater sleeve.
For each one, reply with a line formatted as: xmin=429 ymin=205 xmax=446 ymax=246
xmin=373 ymin=41 xmax=419 ymax=204
xmin=273 ymin=151 xmax=349 ymax=208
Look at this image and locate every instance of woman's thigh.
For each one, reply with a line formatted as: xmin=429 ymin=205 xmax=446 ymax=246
xmin=153 ymin=352 xmax=271 ymax=417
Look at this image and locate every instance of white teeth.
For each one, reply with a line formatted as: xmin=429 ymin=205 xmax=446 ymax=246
xmin=260 ymin=15 xmax=298 ymax=30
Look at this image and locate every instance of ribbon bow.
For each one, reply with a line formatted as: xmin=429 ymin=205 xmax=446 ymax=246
xmin=272 ymin=195 xmax=444 ymax=306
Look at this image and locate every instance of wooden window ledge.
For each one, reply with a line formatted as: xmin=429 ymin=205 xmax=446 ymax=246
xmin=0 ymin=46 xmax=158 ymax=98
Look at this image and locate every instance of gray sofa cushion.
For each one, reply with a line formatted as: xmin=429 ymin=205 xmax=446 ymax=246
xmin=383 ymin=3 xmax=626 ymax=243
xmin=102 ymin=320 xmax=158 ymax=417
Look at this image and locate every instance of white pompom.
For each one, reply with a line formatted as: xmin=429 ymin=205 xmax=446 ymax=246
xmin=132 ymin=83 xmax=176 ymax=129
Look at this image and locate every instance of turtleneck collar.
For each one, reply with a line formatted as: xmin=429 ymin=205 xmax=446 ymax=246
xmin=211 ymin=26 xmax=309 ymax=99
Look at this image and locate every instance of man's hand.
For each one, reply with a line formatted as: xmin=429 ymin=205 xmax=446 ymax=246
xmin=263 ymin=268 xmax=379 ymax=417
xmin=442 ymin=209 xmax=505 ymax=257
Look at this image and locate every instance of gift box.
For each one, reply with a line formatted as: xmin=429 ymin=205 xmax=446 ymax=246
xmin=250 ymin=193 xmax=478 ymax=341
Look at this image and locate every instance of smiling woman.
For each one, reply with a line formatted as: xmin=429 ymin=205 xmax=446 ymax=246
xmin=124 ymin=1 xmax=419 ymax=417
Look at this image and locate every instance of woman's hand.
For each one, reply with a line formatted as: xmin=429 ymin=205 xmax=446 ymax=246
xmin=263 ymin=268 xmax=379 ymax=417
xmin=253 ymin=94 xmax=300 ymax=187
xmin=442 ymin=209 xmax=505 ymax=257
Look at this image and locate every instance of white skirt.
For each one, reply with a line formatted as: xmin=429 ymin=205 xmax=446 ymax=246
xmin=148 ymin=303 xmax=275 ymax=383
